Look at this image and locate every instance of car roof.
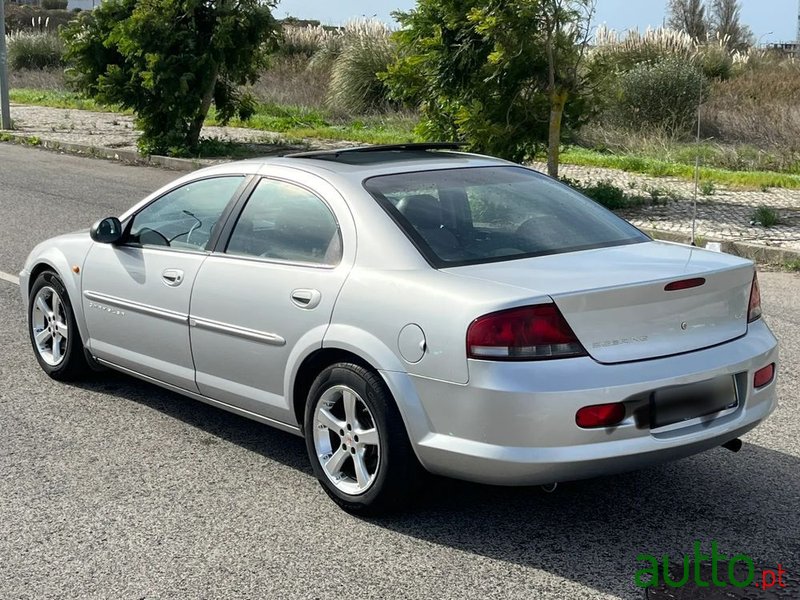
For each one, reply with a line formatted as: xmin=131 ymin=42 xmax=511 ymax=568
xmin=211 ymin=144 xmax=514 ymax=179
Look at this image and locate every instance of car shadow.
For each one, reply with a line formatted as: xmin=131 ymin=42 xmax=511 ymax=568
xmin=70 ymin=372 xmax=799 ymax=600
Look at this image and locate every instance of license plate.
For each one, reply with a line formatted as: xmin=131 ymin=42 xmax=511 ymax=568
xmin=650 ymin=376 xmax=737 ymax=429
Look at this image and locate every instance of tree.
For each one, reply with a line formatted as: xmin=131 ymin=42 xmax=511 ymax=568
xmin=383 ymin=0 xmax=595 ymax=174
xmin=708 ymin=0 xmax=754 ymax=51
xmin=540 ymin=0 xmax=595 ymax=177
xmin=667 ymin=0 xmax=708 ymax=41
xmin=63 ymin=0 xmax=278 ymax=155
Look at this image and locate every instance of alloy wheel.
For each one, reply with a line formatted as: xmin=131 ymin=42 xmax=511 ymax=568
xmin=313 ymin=384 xmax=381 ymax=495
xmin=31 ymin=286 xmax=69 ymax=367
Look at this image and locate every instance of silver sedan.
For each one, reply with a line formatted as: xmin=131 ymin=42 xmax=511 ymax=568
xmin=20 ymin=144 xmax=779 ymax=513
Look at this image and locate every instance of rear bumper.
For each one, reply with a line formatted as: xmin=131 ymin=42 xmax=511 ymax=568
xmin=384 ymin=319 xmax=778 ymax=486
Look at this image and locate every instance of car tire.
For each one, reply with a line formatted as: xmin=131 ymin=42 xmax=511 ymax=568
xmin=28 ymin=271 xmax=89 ymax=381
xmin=304 ymin=362 xmax=423 ymax=514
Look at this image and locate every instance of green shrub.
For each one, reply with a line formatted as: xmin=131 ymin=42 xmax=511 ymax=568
xmin=327 ymin=20 xmax=396 ymax=114
xmin=696 ymin=41 xmax=733 ymax=80
xmin=7 ymin=32 xmax=64 ymax=70
xmin=617 ymin=58 xmax=708 ymax=133
xmin=700 ymin=179 xmax=716 ymax=195
xmin=41 ymin=0 xmax=68 ymax=10
xmin=561 ymin=177 xmax=635 ymax=210
xmin=752 ymin=206 xmax=780 ymax=227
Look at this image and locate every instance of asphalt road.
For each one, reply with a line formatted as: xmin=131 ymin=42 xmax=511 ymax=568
xmin=1 ymin=145 xmax=798 ymax=599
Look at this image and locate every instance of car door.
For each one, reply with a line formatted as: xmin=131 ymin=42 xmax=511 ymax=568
xmin=82 ymin=175 xmax=248 ymax=390
xmin=189 ymin=172 xmax=355 ymax=423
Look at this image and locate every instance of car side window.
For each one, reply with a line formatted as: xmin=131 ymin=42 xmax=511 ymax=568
xmin=128 ymin=176 xmax=244 ymax=251
xmin=226 ymin=179 xmax=342 ymax=266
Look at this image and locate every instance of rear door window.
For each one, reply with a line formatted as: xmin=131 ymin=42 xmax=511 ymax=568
xmin=225 ymin=179 xmax=342 ymax=266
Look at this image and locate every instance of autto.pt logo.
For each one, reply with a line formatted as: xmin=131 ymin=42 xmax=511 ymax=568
xmin=635 ymin=541 xmax=791 ymax=591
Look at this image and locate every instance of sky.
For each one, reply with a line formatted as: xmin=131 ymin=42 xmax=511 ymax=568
xmin=275 ymin=0 xmax=799 ymax=45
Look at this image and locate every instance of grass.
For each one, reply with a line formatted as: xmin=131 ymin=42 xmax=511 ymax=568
xmin=9 ymin=88 xmax=120 ymax=112
xmin=560 ymin=146 xmax=800 ymax=190
xmin=10 ymin=88 xmax=416 ymax=146
xmin=786 ymin=259 xmax=800 ymax=272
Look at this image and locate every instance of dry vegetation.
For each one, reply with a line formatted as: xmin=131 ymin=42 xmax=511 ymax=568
xmin=6 ymin=18 xmax=800 ymax=176
xmin=580 ymin=27 xmax=800 ymax=174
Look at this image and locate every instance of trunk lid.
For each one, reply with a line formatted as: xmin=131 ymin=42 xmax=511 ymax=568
xmin=446 ymin=241 xmax=754 ymax=364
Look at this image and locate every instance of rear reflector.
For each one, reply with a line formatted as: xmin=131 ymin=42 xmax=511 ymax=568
xmin=664 ymin=277 xmax=706 ymax=291
xmin=467 ymin=303 xmax=586 ymax=360
xmin=575 ymin=403 xmax=626 ymax=428
xmin=754 ymin=363 xmax=775 ymax=389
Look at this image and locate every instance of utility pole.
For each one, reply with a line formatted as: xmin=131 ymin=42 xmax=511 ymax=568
xmin=794 ymin=0 xmax=800 ymax=54
xmin=0 ymin=0 xmax=11 ymax=130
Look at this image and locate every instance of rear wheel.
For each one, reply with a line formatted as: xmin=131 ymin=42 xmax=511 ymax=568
xmin=28 ymin=271 xmax=88 ymax=380
xmin=304 ymin=362 xmax=422 ymax=514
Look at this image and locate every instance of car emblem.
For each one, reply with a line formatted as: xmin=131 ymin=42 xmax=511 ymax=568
xmin=681 ymin=321 xmax=688 ymax=330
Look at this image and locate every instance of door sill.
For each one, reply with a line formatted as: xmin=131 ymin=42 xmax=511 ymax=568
xmin=94 ymin=357 xmax=303 ymax=437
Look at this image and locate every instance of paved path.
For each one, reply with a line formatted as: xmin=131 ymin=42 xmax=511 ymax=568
xmin=8 ymin=103 xmax=800 ymax=254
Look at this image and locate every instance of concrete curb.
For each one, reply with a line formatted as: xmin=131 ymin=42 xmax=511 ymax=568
xmin=644 ymin=229 xmax=800 ymax=265
xmin=3 ymin=132 xmax=799 ymax=266
xmin=0 ymin=131 xmax=209 ymax=171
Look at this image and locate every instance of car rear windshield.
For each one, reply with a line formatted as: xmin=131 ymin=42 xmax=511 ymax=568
xmin=363 ymin=166 xmax=648 ymax=267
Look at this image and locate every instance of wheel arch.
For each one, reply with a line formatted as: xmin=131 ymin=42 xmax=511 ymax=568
xmin=290 ymin=336 xmax=434 ymax=465
xmin=26 ymin=256 xmax=90 ymax=348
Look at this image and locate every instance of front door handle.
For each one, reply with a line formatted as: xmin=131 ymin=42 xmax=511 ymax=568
xmin=291 ymin=288 xmax=322 ymax=309
xmin=162 ymin=269 xmax=185 ymax=287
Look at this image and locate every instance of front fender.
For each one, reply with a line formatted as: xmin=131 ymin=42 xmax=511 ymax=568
xmin=20 ymin=233 xmax=94 ymax=347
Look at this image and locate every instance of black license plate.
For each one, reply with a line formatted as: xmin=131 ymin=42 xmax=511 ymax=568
xmin=650 ymin=377 xmax=737 ymax=429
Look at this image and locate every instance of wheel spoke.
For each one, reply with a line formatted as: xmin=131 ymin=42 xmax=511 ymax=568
xmin=353 ymin=451 xmax=371 ymax=489
xmin=35 ymin=295 xmax=51 ymax=318
xmin=55 ymin=322 xmax=69 ymax=341
xmin=355 ymin=426 xmax=379 ymax=447
xmin=342 ymin=389 xmax=358 ymax=425
xmin=51 ymin=337 xmax=62 ymax=363
xmin=317 ymin=407 xmax=345 ymax=434
xmin=51 ymin=293 xmax=61 ymax=320
xmin=34 ymin=329 xmax=52 ymax=346
xmin=324 ymin=447 xmax=350 ymax=475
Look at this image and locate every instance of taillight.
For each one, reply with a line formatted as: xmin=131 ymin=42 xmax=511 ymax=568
xmin=748 ymin=273 xmax=762 ymax=323
xmin=467 ymin=303 xmax=586 ymax=360
xmin=576 ymin=403 xmax=626 ymax=428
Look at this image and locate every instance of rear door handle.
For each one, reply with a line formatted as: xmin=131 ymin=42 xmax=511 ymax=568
xmin=162 ymin=269 xmax=185 ymax=287
xmin=291 ymin=288 xmax=321 ymax=309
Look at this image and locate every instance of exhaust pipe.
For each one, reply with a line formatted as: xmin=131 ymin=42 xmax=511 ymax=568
xmin=721 ymin=438 xmax=743 ymax=453
xmin=541 ymin=482 xmax=558 ymax=493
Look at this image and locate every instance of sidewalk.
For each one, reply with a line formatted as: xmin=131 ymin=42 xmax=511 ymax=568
xmin=6 ymin=103 xmax=800 ymax=262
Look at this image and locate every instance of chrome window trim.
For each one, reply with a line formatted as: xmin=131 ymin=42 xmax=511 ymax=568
xmin=208 ymin=250 xmax=339 ymax=271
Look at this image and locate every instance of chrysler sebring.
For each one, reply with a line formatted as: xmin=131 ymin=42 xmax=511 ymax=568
xmin=20 ymin=143 xmax=779 ymax=513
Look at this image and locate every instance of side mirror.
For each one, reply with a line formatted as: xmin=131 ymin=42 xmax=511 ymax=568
xmin=90 ymin=217 xmax=123 ymax=244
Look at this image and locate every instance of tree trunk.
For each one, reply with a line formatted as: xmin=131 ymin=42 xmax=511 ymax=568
xmin=547 ymin=89 xmax=568 ymax=178
xmin=187 ymin=62 xmax=220 ymax=151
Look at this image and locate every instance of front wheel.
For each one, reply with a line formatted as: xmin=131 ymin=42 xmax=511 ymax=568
xmin=28 ymin=271 xmax=88 ymax=380
xmin=304 ymin=363 xmax=423 ymax=514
